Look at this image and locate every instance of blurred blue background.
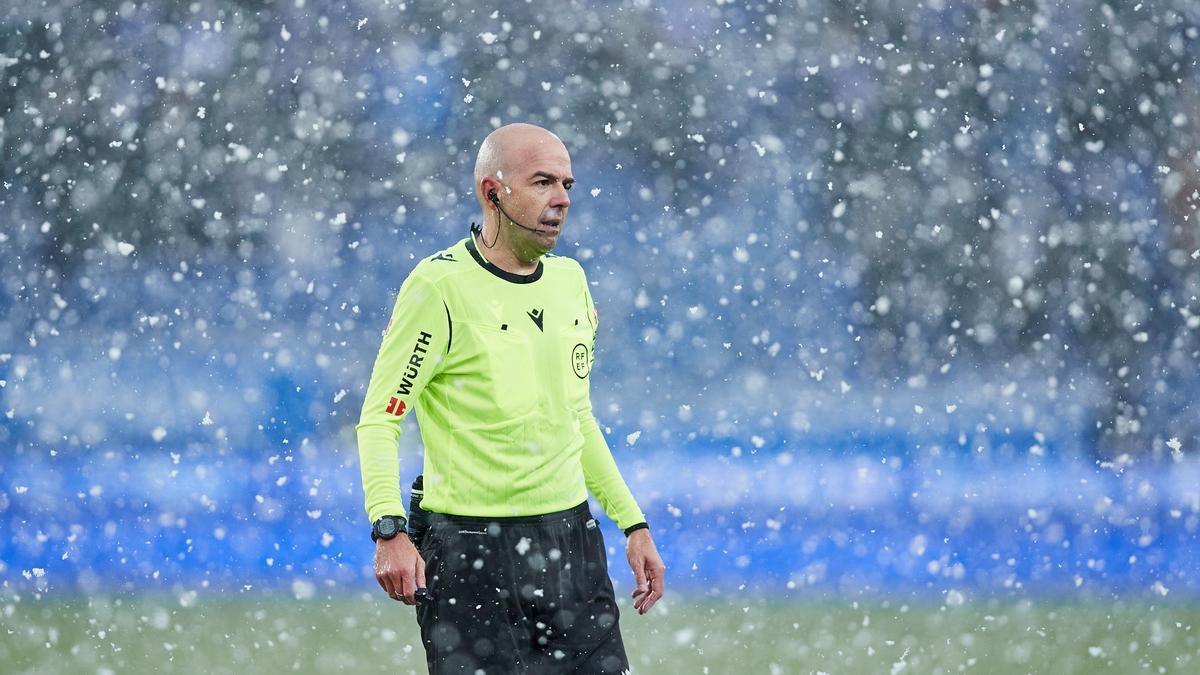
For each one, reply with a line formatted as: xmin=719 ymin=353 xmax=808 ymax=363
xmin=2 ymin=0 xmax=1200 ymax=599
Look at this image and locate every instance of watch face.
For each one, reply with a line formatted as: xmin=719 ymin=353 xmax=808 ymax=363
xmin=378 ymin=518 xmax=397 ymax=537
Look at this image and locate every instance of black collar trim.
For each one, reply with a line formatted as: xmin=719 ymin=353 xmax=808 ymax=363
xmin=465 ymin=235 xmax=543 ymax=284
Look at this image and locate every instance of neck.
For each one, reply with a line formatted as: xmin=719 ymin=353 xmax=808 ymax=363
xmin=476 ymin=217 xmax=541 ymax=275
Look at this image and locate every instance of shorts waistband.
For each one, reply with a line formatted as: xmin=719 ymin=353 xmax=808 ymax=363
xmin=428 ymin=501 xmax=591 ymax=527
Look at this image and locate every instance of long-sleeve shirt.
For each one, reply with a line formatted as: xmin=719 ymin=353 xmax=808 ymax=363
xmin=356 ymin=235 xmax=646 ymax=530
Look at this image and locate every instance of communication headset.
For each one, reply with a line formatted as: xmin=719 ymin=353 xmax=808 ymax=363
xmin=471 ymin=187 xmax=546 ymax=249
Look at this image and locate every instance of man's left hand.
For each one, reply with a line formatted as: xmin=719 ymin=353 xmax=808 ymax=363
xmin=626 ymin=528 xmax=665 ymax=615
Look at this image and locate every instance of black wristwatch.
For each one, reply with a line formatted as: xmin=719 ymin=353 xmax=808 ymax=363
xmin=371 ymin=515 xmax=408 ymax=542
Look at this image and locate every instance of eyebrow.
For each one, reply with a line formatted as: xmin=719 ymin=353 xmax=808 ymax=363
xmin=531 ymin=171 xmax=574 ymax=184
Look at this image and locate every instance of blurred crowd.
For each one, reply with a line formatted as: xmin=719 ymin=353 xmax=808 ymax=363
xmin=3 ymin=0 xmax=1199 ymax=457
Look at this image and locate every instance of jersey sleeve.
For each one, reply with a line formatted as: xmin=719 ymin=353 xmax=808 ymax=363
xmin=574 ymin=267 xmax=647 ymax=530
xmin=356 ymin=271 xmax=448 ymax=524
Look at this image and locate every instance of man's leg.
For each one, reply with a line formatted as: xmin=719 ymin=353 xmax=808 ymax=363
xmin=416 ymin=522 xmax=528 ymax=674
xmin=524 ymin=511 xmax=630 ymax=675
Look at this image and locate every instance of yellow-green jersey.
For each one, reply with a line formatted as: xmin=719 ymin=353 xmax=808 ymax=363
xmin=356 ymin=236 xmax=647 ymax=531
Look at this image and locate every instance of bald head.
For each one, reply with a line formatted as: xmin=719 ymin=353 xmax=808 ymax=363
xmin=471 ymin=123 xmax=574 ymax=265
xmin=474 ymin=123 xmax=568 ymax=205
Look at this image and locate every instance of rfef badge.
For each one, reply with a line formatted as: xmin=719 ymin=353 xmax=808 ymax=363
xmin=571 ymin=343 xmax=590 ymax=379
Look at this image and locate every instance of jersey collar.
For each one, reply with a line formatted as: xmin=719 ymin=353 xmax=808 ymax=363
xmin=465 ymin=235 xmax=544 ymax=284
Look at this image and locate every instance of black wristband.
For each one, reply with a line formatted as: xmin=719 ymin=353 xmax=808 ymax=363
xmin=623 ymin=522 xmax=649 ymax=537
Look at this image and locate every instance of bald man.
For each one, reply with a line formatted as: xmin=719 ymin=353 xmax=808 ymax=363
xmin=357 ymin=123 xmax=665 ymax=674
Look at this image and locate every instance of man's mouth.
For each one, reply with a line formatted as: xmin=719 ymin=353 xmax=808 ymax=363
xmin=538 ymin=219 xmax=562 ymax=232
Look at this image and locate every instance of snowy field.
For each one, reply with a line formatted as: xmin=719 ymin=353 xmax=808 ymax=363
xmin=4 ymin=446 xmax=1198 ymax=674
xmin=3 ymin=594 xmax=1198 ymax=674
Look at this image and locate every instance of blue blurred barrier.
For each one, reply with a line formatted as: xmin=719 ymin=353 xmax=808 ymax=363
xmin=1 ymin=444 xmax=1197 ymax=599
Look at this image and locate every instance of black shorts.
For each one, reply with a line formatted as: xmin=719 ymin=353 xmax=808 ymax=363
xmin=414 ymin=501 xmax=629 ymax=674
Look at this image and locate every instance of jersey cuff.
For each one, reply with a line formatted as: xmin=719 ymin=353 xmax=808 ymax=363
xmin=367 ymin=502 xmax=408 ymax=525
xmin=623 ymin=522 xmax=649 ymax=537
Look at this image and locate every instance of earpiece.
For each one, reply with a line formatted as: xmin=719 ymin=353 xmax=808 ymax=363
xmin=481 ymin=185 xmax=544 ymax=237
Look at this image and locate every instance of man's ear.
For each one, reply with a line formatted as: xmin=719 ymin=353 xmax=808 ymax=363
xmin=480 ymin=177 xmax=501 ymax=205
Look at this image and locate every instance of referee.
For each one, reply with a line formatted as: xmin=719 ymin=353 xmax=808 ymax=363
xmin=357 ymin=122 xmax=665 ymax=673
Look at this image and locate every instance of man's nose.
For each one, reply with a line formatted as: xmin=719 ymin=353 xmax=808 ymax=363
xmin=549 ymin=185 xmax=571 ymax=209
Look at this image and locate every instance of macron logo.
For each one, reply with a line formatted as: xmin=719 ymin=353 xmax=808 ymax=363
xmin=526 ymin=308 xmax=544 ymax=332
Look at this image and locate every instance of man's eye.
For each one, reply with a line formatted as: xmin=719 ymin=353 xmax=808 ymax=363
xmin=564 ymin=182 xmax=574 ymax=191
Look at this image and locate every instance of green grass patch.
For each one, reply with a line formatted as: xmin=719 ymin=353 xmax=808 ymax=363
xmin=3 ymin=593 xmax=1198 ymax=673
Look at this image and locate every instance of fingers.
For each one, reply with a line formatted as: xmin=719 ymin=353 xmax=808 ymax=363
xmin=633 ymin=574 xmax=662 ymax=614
xmin=378 ymin=566 xmax=403 ymax=603
xmin=397 ymin=571 xmax=417 ymax=605
xmin=631 ymin=557 xmax=658 ymax=614
xmin=638 ymin=565 xmax=666 ymax=614
xmin=627 ymin=532 xmax=667 ymax=615
xmin=651 ymin=566 xmax=665 ymax=598
xmin=378 ymin=574 xmax=395 ymax=599
xmin=627 ymin=531 xmax=667 ymax=615
xmin=384 ymin=567 xmax=417 ymax=605
xmin=375 ymin=551 xmax=398 ymax=599
xmin=416 ymin=554 xmax=427 ymax=589
xmin=630 ymin=560 xmax=648 ymax=602
xmin=632 ymin=573 xmax=653 ymax=614
xmin=375 ymin=542 xmax=419 ymax=604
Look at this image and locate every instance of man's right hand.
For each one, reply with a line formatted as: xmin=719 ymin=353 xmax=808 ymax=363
xmin=374 ymin=535 xmax=426 ymax=605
